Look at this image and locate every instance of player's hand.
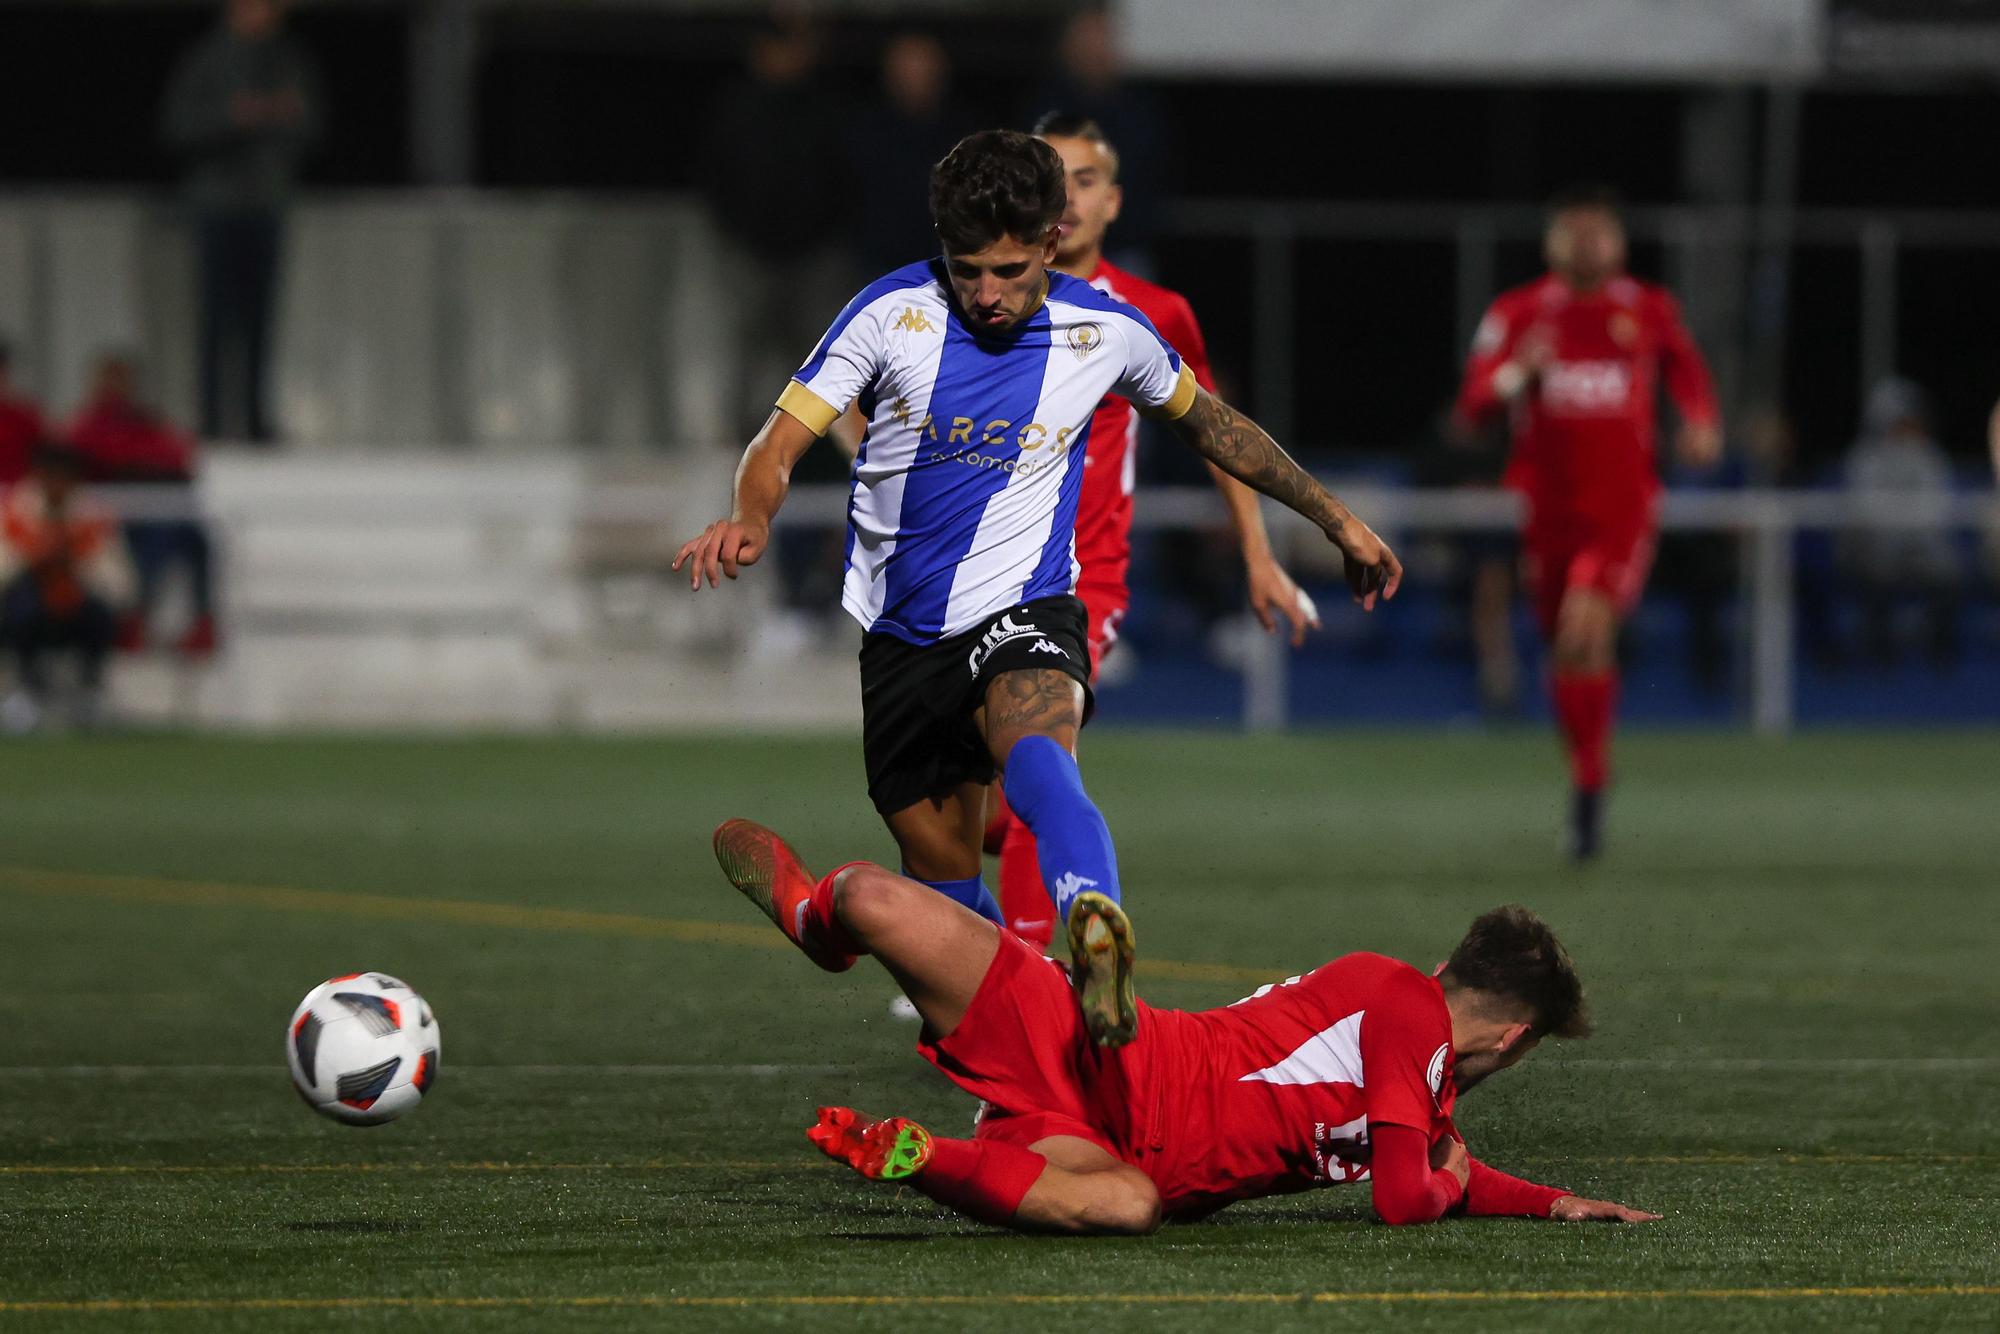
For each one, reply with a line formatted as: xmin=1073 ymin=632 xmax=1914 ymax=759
xmin=1329 ymin=519 xmax=1402 ymax=612
xmin=1677 ymin=420 xmax=1723 ymax=470
xmin=1431 ymin=1135 xmax=1471 ymax=1192
xmin=1245 ymin=553 xmax=1320 ymax=648
xmin=1549 ymin=1194 xmax=1661 ymax=1223
xmin=672 ymin=517 xmax=769 ymax=590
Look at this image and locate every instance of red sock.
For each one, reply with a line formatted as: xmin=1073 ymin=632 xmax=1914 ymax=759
xmin=914 ymin=1136 xmax=1046 ymax=1225
xmin=1551 ymin=670 xmax=1617 ymax=792
xmin=996 ymin=813 xmax=1055 ymax=949
xmin=982 ymin=788 xmax=1013 ymax=856
xmin=809 ymin=863 xmax=869 ymax=957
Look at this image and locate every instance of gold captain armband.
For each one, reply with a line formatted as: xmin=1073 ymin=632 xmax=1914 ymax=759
xmin=776 ymin=380 xmax=842 ymax=437
xmin=1137 ymin=364 xmax=1199 ymax=422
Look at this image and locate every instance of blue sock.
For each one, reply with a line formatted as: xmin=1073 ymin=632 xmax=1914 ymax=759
xmin=1001 ymin=735 xmax=1121 ymax=921
xmin=907 ymin=871 xmax=1003 ymax=926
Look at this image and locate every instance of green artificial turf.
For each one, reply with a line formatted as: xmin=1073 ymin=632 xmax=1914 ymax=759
xmin=1 ymin=730 xmax=1996 ymax=1331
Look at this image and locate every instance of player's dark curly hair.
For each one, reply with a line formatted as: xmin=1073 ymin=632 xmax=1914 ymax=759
xmin=1440 ymin=905 xmax=1592 ymax=1039
xmin=929 ymin=130 xmax=1067 ymax=255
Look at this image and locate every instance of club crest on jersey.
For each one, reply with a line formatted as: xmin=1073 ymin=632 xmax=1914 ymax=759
xmin=1608 ymin=310 xmax=1640 ymax=347
xmin=1065 ymin=322 xmax=1103 ymax=361
xmin=892 ymin=306 xmax=938 ymax=334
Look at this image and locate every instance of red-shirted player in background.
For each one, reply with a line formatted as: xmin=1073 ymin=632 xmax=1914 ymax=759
xmin=982 ymin=112 xmax=1318 ymax=945
xmin=1454 ymin=188 xmax=1720 ymax=861
xmin=711 ymin=817 xmax=1658 ymax=1232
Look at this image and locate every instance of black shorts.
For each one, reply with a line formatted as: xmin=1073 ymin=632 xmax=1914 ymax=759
xmin=860 ymin=595 xmax=1094 ymax=817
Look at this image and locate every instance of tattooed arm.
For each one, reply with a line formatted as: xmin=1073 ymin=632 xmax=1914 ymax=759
xmin=1164 ymin=387 xmax=1404 ymax=609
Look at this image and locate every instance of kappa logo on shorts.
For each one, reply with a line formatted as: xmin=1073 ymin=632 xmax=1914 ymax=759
xmin=1030 ymin=639 xmax=1068 ymax=658
xmin=966 ymin=612 xmax=1049 ymax=675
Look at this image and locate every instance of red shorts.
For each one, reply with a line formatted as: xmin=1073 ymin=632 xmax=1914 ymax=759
xmin=1523 ymin=517 xmax=1658 ymax=639
xmin=918 ymin=930 xmax=1157 ymax=1160
xmin=1075 ymin=581 xmax=1129 ymax=679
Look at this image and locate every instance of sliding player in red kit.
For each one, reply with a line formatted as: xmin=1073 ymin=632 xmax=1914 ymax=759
xmin=987 ymin=113 xmax=1321 ymax=945
xmin=711 ymin=816 xmax=1659 ymax=1232
xmin=1455 ymin=188 xmax=1720 ymax=860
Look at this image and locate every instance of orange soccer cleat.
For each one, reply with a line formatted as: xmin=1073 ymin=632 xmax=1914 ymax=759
xmin=807 ymin=1106 xmax=933 ymax=1181
xmin=711 ymin=818 xmax=857 ymax=973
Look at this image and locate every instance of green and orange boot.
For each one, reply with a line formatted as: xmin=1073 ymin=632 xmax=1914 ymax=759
xmin=807 ymin=1106 xmax=933 ymax=1181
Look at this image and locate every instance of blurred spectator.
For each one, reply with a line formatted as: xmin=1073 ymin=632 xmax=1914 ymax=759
xmin=66 ymin=354 xmax=219 ymax=657
xmin=0 ymin=445 xmax=132 ymax=733
xmin=0 ymin=340 xmax=47 ymax=487
xmin=1022 ymin=7 xmax=1167 ymax=273
xmin=1839 ymin=378 xmax=1962 ymax=667
xmin=698 ymin=13 xmax=853 ymax=440
xmin=847 ymin=33 xmax=970 ymax=276
xmin=161 ymin=0 xmax=321 ymax=444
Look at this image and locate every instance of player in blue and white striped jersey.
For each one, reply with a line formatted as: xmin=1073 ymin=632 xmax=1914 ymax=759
xmin=678 ymin=131 xmax=1401 ymax=1046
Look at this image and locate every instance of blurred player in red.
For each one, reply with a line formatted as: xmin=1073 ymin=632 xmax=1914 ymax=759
xmin=1454 ymin=188 xmax=1720 ymax=860
xmin=986 ymin=112 xmax=1319 ymax=945
xmin=712 ymin=816 xmax=1658 ymax=1232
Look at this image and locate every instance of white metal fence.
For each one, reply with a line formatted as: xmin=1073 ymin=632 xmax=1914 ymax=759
xmin=82 ymin=466 xmax=2000 ymax=733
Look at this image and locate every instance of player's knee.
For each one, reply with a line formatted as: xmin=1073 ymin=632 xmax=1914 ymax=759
xmin=829 ymin=864 xmax=909 ymax=940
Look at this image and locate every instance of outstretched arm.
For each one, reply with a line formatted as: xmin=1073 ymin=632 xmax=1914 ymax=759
xmin=1164 ymin=387 xmax=1402 ymax=609
xmin=1462 ymin=1151 xmax=1660 ymax=1223
xmin=673 ymin=406 xmax=822 ymax=590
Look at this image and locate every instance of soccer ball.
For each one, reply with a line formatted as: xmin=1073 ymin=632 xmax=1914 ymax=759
xmin=286 ymin=972 xmax=441 ymax=1126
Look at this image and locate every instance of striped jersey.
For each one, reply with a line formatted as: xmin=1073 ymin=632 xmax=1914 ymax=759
xmin=776 ymin=259 xmax=1198 ymax=645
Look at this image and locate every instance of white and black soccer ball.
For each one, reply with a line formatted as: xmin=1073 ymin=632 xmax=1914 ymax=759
xmin=286 ymin=972 xmax=441 ymax=1126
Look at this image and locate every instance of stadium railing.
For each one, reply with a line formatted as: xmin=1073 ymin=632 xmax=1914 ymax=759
xmin=92 ymin=475 xmax=1998 ymax=734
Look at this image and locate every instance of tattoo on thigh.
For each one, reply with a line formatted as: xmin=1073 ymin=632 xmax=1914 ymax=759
xmin=988 ymin=668 xmax=1081 ymax=738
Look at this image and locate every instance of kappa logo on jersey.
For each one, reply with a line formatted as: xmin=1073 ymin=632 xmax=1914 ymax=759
xmin=1427 ymin=1042 xmax=1450 ymax=1107
xmin=1051 ymin=871 xmax=1098 ymax=901
xmin=1029 ymin=639 xmax=1068 ymax=658
xmin=966 ymin=612 xmax=1047 ymax=673
xmin=1065 ymin=322 xmax=1103 ymax=361
xmin=891 ymin=306 xmax=938 ymax=334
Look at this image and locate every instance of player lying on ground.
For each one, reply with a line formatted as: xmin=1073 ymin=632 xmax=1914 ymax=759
xmin=676 ymin=132 xmax=1400 ymax=1042
xmin=712 ymin=818 xmax=1660 ymax=1233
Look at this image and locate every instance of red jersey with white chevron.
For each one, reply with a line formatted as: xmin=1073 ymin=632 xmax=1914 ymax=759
xmin=1075 ymin=260 xmax=1218 ymax=599
xmin=1454 ymin=273 xmax=1717 ymax=535
xmin=1133 ymin=952 xmax=1458 ymax=1217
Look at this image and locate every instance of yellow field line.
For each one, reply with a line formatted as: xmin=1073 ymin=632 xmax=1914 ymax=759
xmin=5 ymin=1150 xmax=1990 ymax=1176
xmin=0 ymin=864 xmax=1276 ymax=984
xmin=2 ymin=1286 xmax=1996 ymax=1313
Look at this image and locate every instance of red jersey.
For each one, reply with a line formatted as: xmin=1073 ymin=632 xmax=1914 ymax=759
xmin=1075 ymin=260 xmax=1217 ymax=599
xmin=1454 ymin=273 xmax=1717 ymax=533
xmin=1131 ymin=952 xmax=1458 ymax=1216
xmin=0 ymin=396 xmax=45 ymax=486
xmin=66 ymin=398 xmax=196 ymax=484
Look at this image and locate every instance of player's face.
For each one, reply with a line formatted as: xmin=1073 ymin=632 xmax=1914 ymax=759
xmin=1545 ymin=208 xmax=1627 ymax=289
xmin=1043 ymin=135 xmax=1122 ymax=269
xmin=1453 ymin=1032 xmax=1539 ymax=1094
xmin=942 ymin=231 xmax=1059 ymax=335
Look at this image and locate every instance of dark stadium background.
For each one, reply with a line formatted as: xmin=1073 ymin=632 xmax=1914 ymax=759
xmin=7 ymin=1 xmax=1999 ymax=465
